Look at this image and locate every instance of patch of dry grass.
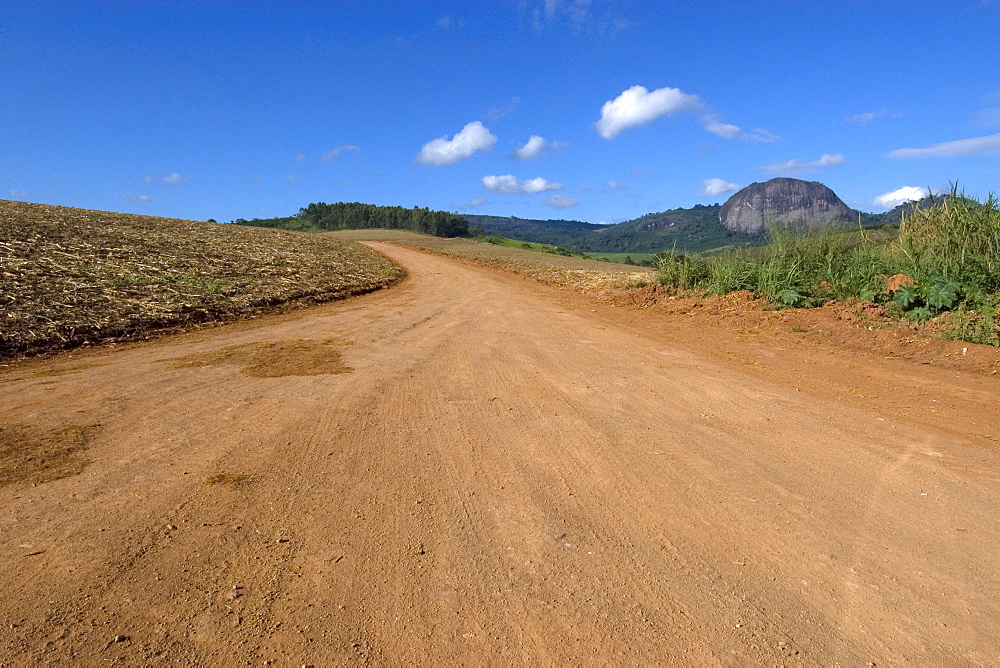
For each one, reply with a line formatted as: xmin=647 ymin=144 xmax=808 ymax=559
xmin=1 ymin=200 xmax=401 ymax=359
xmin=328 ymin=229 xmax=654 ymax=291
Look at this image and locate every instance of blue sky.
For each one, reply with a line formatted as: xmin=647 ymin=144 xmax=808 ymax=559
xmin=3 ymin=1 xmax=999 ymax=224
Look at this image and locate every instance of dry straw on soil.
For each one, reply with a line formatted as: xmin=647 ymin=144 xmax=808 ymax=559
xmin=329 ymin=228 xmax=655 ymax=291
xmin=0 ymin=200 xmax=400 ymax=359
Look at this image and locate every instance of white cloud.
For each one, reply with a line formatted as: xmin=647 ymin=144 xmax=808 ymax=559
xmin=120 ymin=192 xmax=151 ymax=203
xmin=528 ymin=0 xmax=634 ymax=36
xmin=512 ymin=135 xmax=546 ymax=160
xmin=285 ymin=174 xmax=297 ymax=182
xmin=701 ymin=115 xmax=778 ymax=142
xmin=317 ymin=145 xmax=361 ymax=163
xmin=702 ymin=116 xmax=741 ymax=139
xmin=248 ymin=175 xmax=264 ymax=182
xmin=417 ymin=121 xmax=497 ymax=166
xmin=848 ymin=111 xmax=878 ymax=124
xmin=817 ymin=153 xmax=846 ymax=166
xmin=873 ymin=186 xmax=931 ymax=209
xmin=545 ymin=194 xmax=580 ymax=208
xmin=511 ymin=135 xmax=567 ymax=160
xmin=845 ymin=109 xmax=884 ymax=124
xmin=845 ymin=109 xmax=902 ymax=124
xmin=466 ymin=197 xmax=488 ymax=208
xmin=699 ymin=178 xmax=741 ymax=197
xmin=761 ymin=153 xmax=846 ymax=175
xmin=749 ymin=128 xmax=779 ymax=142
xmin=540 ymin=0 xmax=587 ymax=24
xmin=602 ymin=181 xmax=628 ymax=192
xmin=138 ymin=172 xmax=190 ymax=185
xmin=482 ymin=174 xmax=562 ymax=195
xmin=8 ymin=189 xmax=28 ymax=199
xmin=596 ymin=85 xmax=702 ymax=139
xmin=886 ymin=132 xmax=1000 ymax=158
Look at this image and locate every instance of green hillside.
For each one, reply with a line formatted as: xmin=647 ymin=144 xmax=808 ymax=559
xmin=462 ymin=214 xmax=604 ymax=247
xmin=231 ymin=187 xmax=918 ymax=256
xmin=574 ymin=204 xmax=760 ymax=254
xmin=467 ymin=204 xmax=762 ymax=255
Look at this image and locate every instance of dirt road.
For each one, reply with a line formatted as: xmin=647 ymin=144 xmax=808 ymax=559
xmin=2 ymin=242 xmax=998 ymax=664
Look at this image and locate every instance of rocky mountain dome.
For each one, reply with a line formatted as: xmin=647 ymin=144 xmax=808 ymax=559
xmin=720 ymin=178 xmax=855 ymax=234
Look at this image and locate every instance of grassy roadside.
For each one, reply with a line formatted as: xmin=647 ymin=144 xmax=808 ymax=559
xmin=587 ymin=252 xmax=658 ymax=266
xmin=655 ymin=190 xmax=1000 ymax=346
xmin=476 ymin=237 xmax=657 ymax=267
xmin=1 ymin=200 xmax=401 ymax=360
xmin=476 ymin=235 xmax=593 ymax=258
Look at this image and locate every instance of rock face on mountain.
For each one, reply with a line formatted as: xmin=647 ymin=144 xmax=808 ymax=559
xmin=719 ymin=178 xmax=854 ymax=234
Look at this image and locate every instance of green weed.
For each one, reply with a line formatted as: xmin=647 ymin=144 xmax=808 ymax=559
xmin=654 ymin=187 xmax=1000 ymax=345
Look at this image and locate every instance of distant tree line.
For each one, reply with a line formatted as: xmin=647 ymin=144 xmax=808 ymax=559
xmin=235 ymin=202 xmax=469 ymax=238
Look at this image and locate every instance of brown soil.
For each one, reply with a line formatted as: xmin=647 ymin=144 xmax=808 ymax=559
xmin=596 ymin=284 xmax=1000 ymax=376
xmin=331 ymin=228 xmax=1000 ymax=375
xmin=329 ymin=228 xmax=1000 ymax=374
xmin=1 ymin=242 xmax=998 ymax=664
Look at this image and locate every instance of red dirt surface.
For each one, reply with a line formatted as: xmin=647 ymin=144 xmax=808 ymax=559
xmin=598 ymin=284 xmax=1000 ymax=376
xmin=1 ymin=242 xmax=998 ymax=664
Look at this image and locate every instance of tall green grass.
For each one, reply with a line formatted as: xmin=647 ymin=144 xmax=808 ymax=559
xmin=655 ymin=188 xmax=1000 ymax=345
xmin=895 ymin=191 xmax=1000 ymax=292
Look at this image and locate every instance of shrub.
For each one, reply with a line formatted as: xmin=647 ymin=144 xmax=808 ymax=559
xmin=656 ymin=252 xmax=711 ymax=290
xmin=895 ymin=189 xmax=1000 ymax=292
xmin=937 ymin=307 xmax=1000 ymax=346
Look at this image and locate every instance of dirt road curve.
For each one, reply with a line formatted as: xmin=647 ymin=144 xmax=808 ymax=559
xmin=2 ymin=242 xmax=998 ymax=664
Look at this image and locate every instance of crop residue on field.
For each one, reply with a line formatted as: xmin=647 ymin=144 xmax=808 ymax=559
xmin=0 ymin=200 xmax=401 ymax=360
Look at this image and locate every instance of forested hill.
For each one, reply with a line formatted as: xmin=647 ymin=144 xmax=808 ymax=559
xmin=462 ymin=215 xmax=605 ymax=247
xmin=236 ymin=202 xmax=469 ymax=237
xmin=467 ymin=204 xmax=760 ymax=254
xmin=574 ymin=204 xmax=757 ymax=254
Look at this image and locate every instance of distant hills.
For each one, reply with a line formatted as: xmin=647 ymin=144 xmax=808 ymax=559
xmin=466 ymin=178 xmax=925 ymax=254
xmin=236 ymin=178 xmax=939 ymax=256
xmin=462 ymin=215 xmax=603 ymax=248
xmin=468 ymin=206 xmax=756 ymax=254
